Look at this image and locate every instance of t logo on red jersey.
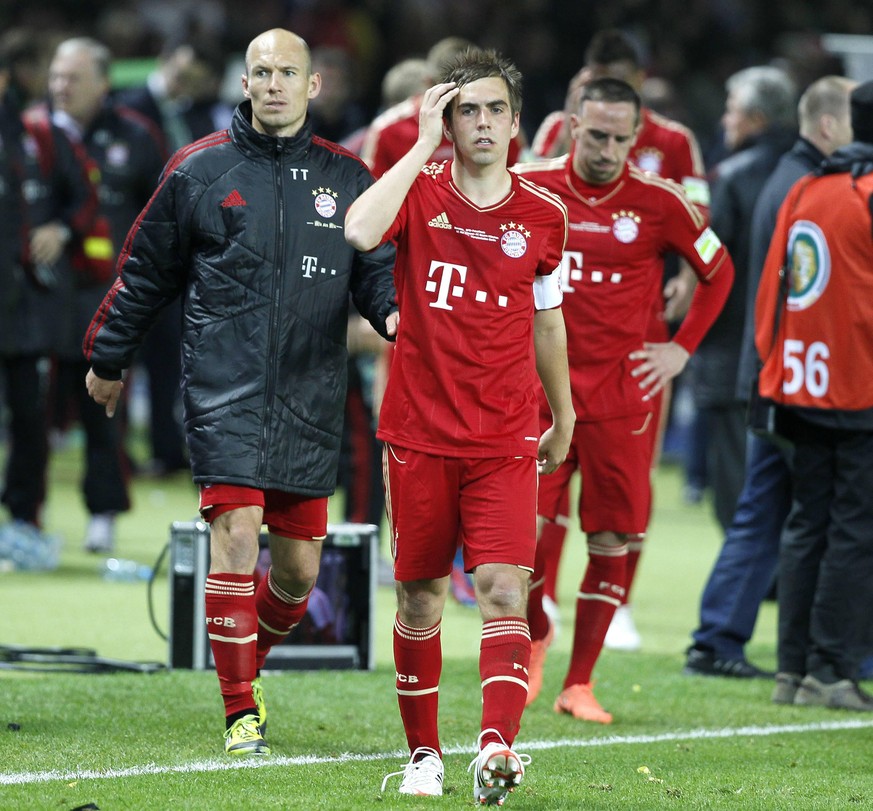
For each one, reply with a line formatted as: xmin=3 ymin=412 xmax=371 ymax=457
xmin=425 ymin=260 xmax=467 ymax=310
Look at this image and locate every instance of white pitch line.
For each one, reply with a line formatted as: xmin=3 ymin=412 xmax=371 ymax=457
xmin=3 ymin=718 xmax=873 ymax=786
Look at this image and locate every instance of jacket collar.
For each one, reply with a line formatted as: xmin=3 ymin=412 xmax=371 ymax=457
xmin=230 ymin=100 xmax=312 ymax=161
xmin=817 ymin=141 xmax=873 ymax=178
xmin=791 ymin=136 xmax=826 ymax=167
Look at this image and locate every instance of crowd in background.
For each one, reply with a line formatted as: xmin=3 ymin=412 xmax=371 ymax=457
xmin=3 ymin=0 xmax=870 ymax=150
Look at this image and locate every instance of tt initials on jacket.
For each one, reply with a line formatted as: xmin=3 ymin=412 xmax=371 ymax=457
xmin=426 ymin=260 xmax=508 ymax=311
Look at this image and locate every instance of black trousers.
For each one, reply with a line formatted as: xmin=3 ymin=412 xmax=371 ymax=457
xmin=777 ymin=419 xmax=873 ymax=681
xmin=1 ymin=354 xmax=48 ymax=523
xmin=53 ymin=357 xmax=130 ymax=516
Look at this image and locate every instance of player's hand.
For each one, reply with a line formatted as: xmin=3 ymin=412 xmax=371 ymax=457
xmin=628 ymin=341 xmax=690 ymax=401
xmin=30 ymin=222 xmax=70 ymax=266
xmin=86 ymin=368 xmax=124 ymax=418
xmin=537 ymin=422 xmax=571 ymax=475
xmin=385 ymin=310 xmax=400 ymax=338
xmin=418 ymin=83 xmax=459 ymax=152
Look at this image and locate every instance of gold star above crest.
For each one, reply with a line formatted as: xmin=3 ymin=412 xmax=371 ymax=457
xmin=612 ymin=210 xmax=642 ymax=223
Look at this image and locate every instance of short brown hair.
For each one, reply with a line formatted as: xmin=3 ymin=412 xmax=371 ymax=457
xmin=440 ymin=48 xmax=523 ymax=118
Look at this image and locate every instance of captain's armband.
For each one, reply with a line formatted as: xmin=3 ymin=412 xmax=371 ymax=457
xmin=533 ymin=266 xmax=563 ymax=310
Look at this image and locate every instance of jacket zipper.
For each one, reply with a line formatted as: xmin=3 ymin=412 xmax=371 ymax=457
xmin=259 ymin=143 xmax=285 ymax=479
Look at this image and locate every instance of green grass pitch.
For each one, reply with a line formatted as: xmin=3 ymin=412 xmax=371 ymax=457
xmin=2 ymin=435 xmax=872 ymax=809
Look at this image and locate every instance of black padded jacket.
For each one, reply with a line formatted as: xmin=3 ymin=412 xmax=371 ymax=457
xmin=84 ymin=101 xmax=396 ymax=495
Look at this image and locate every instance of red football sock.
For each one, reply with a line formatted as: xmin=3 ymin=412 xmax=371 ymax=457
xmin=479 ymin=617 xmax=531 ymax=747
xmin=394 ymin=615 xmax=442 ymax=756
xmin=563 ymin=542 xmax=628 ymax=689
xmin=528 ymin=542 xmax=551 ymax=642
xmin=254 ymin=567 xmax=311 ymax=670
xmin=623 ymin=533 xmax=645 ymax=605
xmin=539 ymin=519 xmax=567 ymax=602
xmin=205 ymin=573 xmax=258 ymax=717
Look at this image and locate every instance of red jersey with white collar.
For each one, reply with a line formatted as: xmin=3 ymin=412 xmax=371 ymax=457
xmin=514 ymin=154 xmax=732 ymax=421
xmin=377 ymin=160 xmax=568 ymax=456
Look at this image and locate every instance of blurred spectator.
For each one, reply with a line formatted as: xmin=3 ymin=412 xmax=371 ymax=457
xmin=176 ymin=44 xmax=234 ymax=138
xmin=0 ymin=36 xmax=100 ymax=567
xmin=339 ymin=56 xmax=432 ymax=156
xmin=0 ymin=27 xmax=55 ymax=110
xmin=380 ymin=58 xmax=433 ymax=108
xmin=116 ymin=37 xmax=226 ymax=151
xmin=688 ymin=65 xmax=797 ymax=535
xmin=307 ymin=46 xmax=367 ymax=143
xmin=42 ymin=36 xmax=168 ymax=551
xmin=685 ymin=75 xmax=857 ymax=680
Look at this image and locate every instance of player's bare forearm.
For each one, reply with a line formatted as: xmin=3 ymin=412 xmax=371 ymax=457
xmin=533 ymin=308 xmax=575 ymax=473
xmin=345 ymin=83 xmax=459 ymax=252
xmin=663 ymin=261 xmax=698 ymax=322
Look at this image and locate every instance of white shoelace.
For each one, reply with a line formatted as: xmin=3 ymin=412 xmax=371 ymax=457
xmin=381 ymin=746 xmax=443 ymax=794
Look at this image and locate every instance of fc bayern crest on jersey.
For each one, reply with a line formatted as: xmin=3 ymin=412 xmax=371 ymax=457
xmin=612 ymin=210 xmax=640 ymax=244
xmin=634 ymin=147 xmax=664 ymax=175
xmin=500 ymin=222 xmax=530 ymax=258
xmin=786 ymin=219 xmax=830 ymax=311
xmin=312 ymin=187 xmax=338 ymax=218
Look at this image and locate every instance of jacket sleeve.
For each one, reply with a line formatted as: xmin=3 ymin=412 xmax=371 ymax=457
xmin=83 ymin=168 xmax=188 ymax=375
xmin=349 ymin=240 xmax=397 ymax=341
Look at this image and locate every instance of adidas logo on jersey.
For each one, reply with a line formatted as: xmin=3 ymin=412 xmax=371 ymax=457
xmin=428 ymin=211 xmax=452 ymax=229
xmin=221 ymin=189 xmax=247 ymax=208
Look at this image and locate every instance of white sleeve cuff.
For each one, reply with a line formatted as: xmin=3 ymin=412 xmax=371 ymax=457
xmin=533 ymin=266 xmax=563 ymax=310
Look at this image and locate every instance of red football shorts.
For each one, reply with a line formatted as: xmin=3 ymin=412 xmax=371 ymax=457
xmin=537 ymin=412 xmax=654 ymax=534
xmin=198 ymin=484 xmax=328 ymax=541
xmin=382 ymin=444 xmax=537 ymax=582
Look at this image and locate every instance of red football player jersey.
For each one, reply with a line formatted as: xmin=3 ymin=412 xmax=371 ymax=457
xmin=377 ymin=160 xmax=568 ymax=456
xmin=514 ymin=155 xmax=732 ymax=421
